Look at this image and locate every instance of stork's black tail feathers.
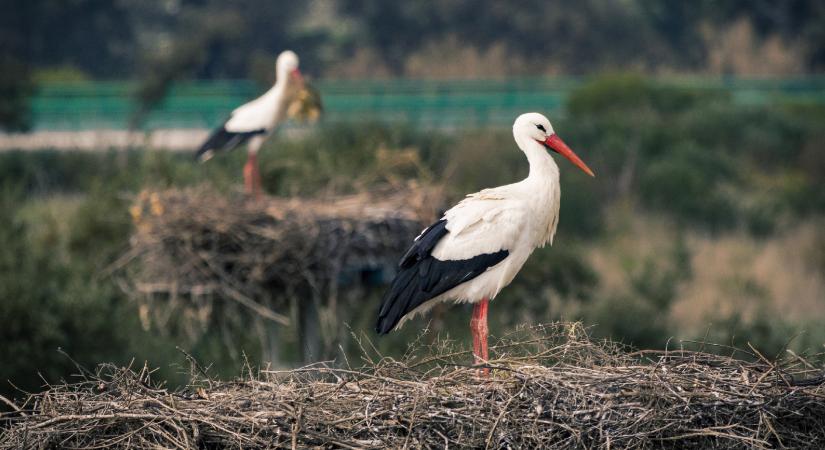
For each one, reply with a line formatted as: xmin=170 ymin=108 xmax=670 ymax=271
xmin=195 ymin=124 xmax=266 ymax=162
xmin=375 ymin=219 xmax=509 ymax=334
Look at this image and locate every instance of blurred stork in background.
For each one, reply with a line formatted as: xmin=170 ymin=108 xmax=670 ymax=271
xmin=195 ymin=50 xmax=322 ymax=198
xmin=376 ymin=112 xmax=594 ymax=375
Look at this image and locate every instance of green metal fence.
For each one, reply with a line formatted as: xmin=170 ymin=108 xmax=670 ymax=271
xmin=29 ymin=77 xmax=825 ymax=131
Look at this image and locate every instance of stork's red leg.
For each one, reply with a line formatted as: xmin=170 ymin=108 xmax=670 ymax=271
xmin=243 ymin=152 xmax=262 ymax=200
xmin=252 ymin=163 xmax=262 ymax=198
xmin=479 ymin=298 xmax=489 ymax=363
xmin=243 ymin=153 xmax=255 ymax=193
xmin=471 ymin=298 xmax=490 ymax=376
xmin=471 ymin=302 xmax=481 ymax=363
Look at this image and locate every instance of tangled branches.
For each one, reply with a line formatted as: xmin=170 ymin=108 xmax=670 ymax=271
xmin=3 ymin=323 xmax=824 ymax=449
xmin=116 ymin=185 xmax=441 ymax=358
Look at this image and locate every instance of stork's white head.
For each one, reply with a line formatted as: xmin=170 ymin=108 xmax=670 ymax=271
xmin=513 ymin=112 xmax=595 ymax=177
xmin=276 ymin=50 xmax=303 ymax=83
xmin=513 ymin=112 xmax=555 ymax=142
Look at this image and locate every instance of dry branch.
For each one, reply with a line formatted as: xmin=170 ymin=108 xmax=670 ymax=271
xmin=3 ymin=323 xmax=825 ymax=449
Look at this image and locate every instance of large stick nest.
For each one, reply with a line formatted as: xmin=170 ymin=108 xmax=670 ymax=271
xmin=3 ymin=323 xmax=824 ymax=449
xmin=116 ymin=184 xmax=442 ymax=342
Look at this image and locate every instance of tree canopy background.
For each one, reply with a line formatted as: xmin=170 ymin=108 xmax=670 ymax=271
xmin=4 ymin=0 xmax=825 ymax=81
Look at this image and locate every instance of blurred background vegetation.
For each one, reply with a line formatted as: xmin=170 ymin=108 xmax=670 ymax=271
xmin=1 ymin=0 xmax=824 ymax=402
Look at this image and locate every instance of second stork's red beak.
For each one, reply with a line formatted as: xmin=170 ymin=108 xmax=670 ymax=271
xmin=291 ymin=68 xmax=304 ymax=84
xmin=544 ymin=134 xmax=595 ymax=177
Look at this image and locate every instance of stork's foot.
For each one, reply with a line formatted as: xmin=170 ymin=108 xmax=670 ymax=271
xmin=470 ymin=298 xmax=490 ymax=377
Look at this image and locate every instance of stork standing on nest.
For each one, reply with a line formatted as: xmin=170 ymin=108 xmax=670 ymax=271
xmin=376 ymin=112 xmax=595 ymax=374
xmin=195 ymin=50 xmax=304 ymax=197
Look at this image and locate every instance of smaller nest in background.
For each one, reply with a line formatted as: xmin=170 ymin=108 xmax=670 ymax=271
xmin=2 ymin=323 xmax=824 ymax=449
xmin=116 ymin=184 xmax=443 ymax=339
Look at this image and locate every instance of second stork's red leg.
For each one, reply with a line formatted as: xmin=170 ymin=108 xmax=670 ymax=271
xmin=243 ymin=152 xmax=263 ymax=200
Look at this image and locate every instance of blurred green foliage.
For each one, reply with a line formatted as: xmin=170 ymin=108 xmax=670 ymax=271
xmin=0 ymin=185 xmax=268 ymax=400
xmin=1 ymin=75 xmax=824 ymax=402
xmin=564 ymin=74 xmax=825 ymax=231
xmin=0 ymin=54 xmax=33 ymax=131
xmin=585 ymin=237 xmax=691 ymax=349
xmin=0 ymin=189 xmax=179 ymax=395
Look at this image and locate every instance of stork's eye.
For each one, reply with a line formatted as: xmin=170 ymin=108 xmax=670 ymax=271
xmin=536 ymin=124 xmax=546 ymax=132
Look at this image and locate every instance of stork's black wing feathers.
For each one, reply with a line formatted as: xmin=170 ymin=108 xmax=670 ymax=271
xmin=195 ymin=121 xmax=266 ymax=161
xmin=399 ymin=219 xmax=449 ymax=268
xmin=375 ymin=219 xmax=509 ymax=335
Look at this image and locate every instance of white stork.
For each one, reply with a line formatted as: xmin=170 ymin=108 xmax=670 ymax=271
xmin=376 ymin=112 xmax=594 ymax=373
xmin=195 ymin=50 xmax=303 ymax=197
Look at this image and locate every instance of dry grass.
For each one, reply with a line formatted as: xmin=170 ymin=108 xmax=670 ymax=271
xmin=675 ymin=222 xmax=825 ymax=328
xmin=701 ymin=18 xmax=806 ymax=76
xmin=586 ymin=211 xmax=825 ymax=332
xmin=404 ymin=36 xmax=532 ymax=79
xmin=3 ymin=323 xmax=824 ymax=449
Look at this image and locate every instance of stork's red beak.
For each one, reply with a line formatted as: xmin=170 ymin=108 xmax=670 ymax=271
xmin=543 ymin=134 xmax=595 ymax=177
xmin=291 ymin=68 xmax=304 ymax=84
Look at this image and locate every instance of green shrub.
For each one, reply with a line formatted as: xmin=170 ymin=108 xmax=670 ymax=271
xmin=558 ymin=171 xmax=605 ymax=237
xmin=567 ymin=74 xmax=724 ymax=118
xmin=0 ymin=192 xmax=136 ymax=397
xmin=698 ymin=308 xmax=825 ymax=361
xmin=587 ymin=293 xmax=673 ymax=349
xmin=0 ymin=190 xmax=255 ymax=401
xmin=638 ymin=143 xmax=738 ymax=230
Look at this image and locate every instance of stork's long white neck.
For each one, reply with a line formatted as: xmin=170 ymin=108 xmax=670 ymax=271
xmin=514 ymin=132 xmax=562 ymax=247
xmin=265 ymin=69 xmax=291 ymax=101
xmin=515 ymin=133 xmax=560 ymax=182
xmin=254 ymin=68 xmax=294 ymax=133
